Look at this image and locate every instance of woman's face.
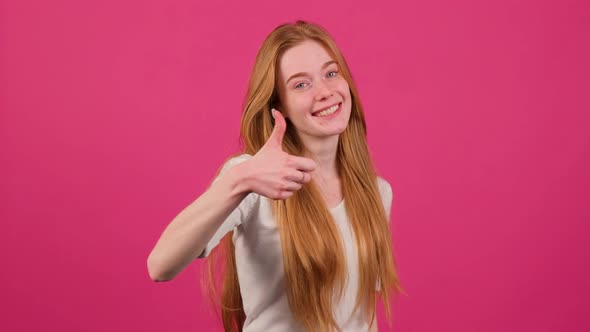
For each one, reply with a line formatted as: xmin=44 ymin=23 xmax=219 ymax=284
xmin=276 ymin=40 xmax=352 ymax=142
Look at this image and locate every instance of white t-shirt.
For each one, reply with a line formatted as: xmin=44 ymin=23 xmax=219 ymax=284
xmin=199 ymin=154 xmax=393 ymax=332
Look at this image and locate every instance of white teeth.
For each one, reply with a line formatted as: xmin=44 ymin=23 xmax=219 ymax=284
xmin=315 ymin=104 xmax=339 ymax=117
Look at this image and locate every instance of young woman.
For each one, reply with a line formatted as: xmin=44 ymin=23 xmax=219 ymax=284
xmin=147 ymin=21 xmax=402 ymax=332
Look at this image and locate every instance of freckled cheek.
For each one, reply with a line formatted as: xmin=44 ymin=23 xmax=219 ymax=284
xmin=334 ymin=81 xmax=350 ymax=97
xmin=283 ymin=94 xmax=306 ymax=115
xmin=290 ymin=100 xmax=313 ymax=118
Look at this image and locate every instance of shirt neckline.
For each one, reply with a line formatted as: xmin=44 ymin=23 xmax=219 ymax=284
xmin=329 ymin=199 xmax=345 ymax=211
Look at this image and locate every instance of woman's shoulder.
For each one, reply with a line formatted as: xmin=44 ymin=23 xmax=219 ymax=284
xmin=375 ymin=176 xmax=394 ymax=219
xmin=216 ymin=153 xmax=261 ymax=216
xmin=220 ymin=153 xmax=253 ymax=170
xmin=212 ymin=153 xmax=254 ymax=185
xmin=376 ymin=176 xmax=392 ymax=195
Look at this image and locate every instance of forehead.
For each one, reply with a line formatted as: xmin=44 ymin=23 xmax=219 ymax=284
xmin=278 ymin=40 xmax=335 ymax=77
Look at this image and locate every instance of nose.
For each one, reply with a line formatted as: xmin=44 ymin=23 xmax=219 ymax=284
xmin=314 ymin=80 xmax=333 ymax=101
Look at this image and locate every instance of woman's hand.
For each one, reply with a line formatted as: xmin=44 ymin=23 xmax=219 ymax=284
xmin=240 ymin=109 xmax=317 ymax=200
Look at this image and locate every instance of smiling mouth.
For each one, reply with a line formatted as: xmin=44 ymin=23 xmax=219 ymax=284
xmin=312 ymin=103 xmax=341 ymax=117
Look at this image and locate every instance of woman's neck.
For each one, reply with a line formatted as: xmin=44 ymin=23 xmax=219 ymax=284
xmin=301 ymin=135 xmax=339 ymax=179
xmin=300 ymin=135 xmax=343 ymax=207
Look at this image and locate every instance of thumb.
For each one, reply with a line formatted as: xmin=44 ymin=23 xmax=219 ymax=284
xmin=266 ymin=109 xmax=286 ymax=149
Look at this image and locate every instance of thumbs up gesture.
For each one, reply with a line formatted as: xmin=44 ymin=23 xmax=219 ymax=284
xmin=241 ymin=109 xmax=317 ymax=200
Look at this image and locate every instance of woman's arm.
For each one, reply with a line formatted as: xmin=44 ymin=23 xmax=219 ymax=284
xmin=147 ymin=163 xmax=250 ymax=282
xmin=147 ymin=111 xmax=316 ymax=282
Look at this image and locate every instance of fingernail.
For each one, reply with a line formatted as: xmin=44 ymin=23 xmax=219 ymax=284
xmin=271 ymin=109 xmax=275 ymax=119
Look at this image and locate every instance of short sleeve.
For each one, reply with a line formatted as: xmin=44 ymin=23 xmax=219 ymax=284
xmin=197 ymin=154 xmax=257 ymax=258
xmin=376 ymin=177 xmax=393 ymax=291
xmin=377 ymin=177 xmax=393 ymax=221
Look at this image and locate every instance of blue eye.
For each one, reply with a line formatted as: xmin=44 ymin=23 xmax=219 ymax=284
xmin=294 ymin=82 xmax=308 ymax=89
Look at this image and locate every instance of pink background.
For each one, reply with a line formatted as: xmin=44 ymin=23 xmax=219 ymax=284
xmin=1 ymin=0 xmax=589 ymax=331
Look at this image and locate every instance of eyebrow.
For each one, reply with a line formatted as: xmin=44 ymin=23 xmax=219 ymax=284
xmin=285 ymin=60 xmax=337 ymax=85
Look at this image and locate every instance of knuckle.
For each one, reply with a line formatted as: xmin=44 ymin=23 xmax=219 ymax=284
xmin=278 ymin=182 xmax=287 ymax=191
xmin=278 ymin=169 xmax=287 ymax=180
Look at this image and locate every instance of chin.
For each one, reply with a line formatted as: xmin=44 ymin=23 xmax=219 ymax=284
xmin=322 ymin=125 xmax=348 ymax=137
